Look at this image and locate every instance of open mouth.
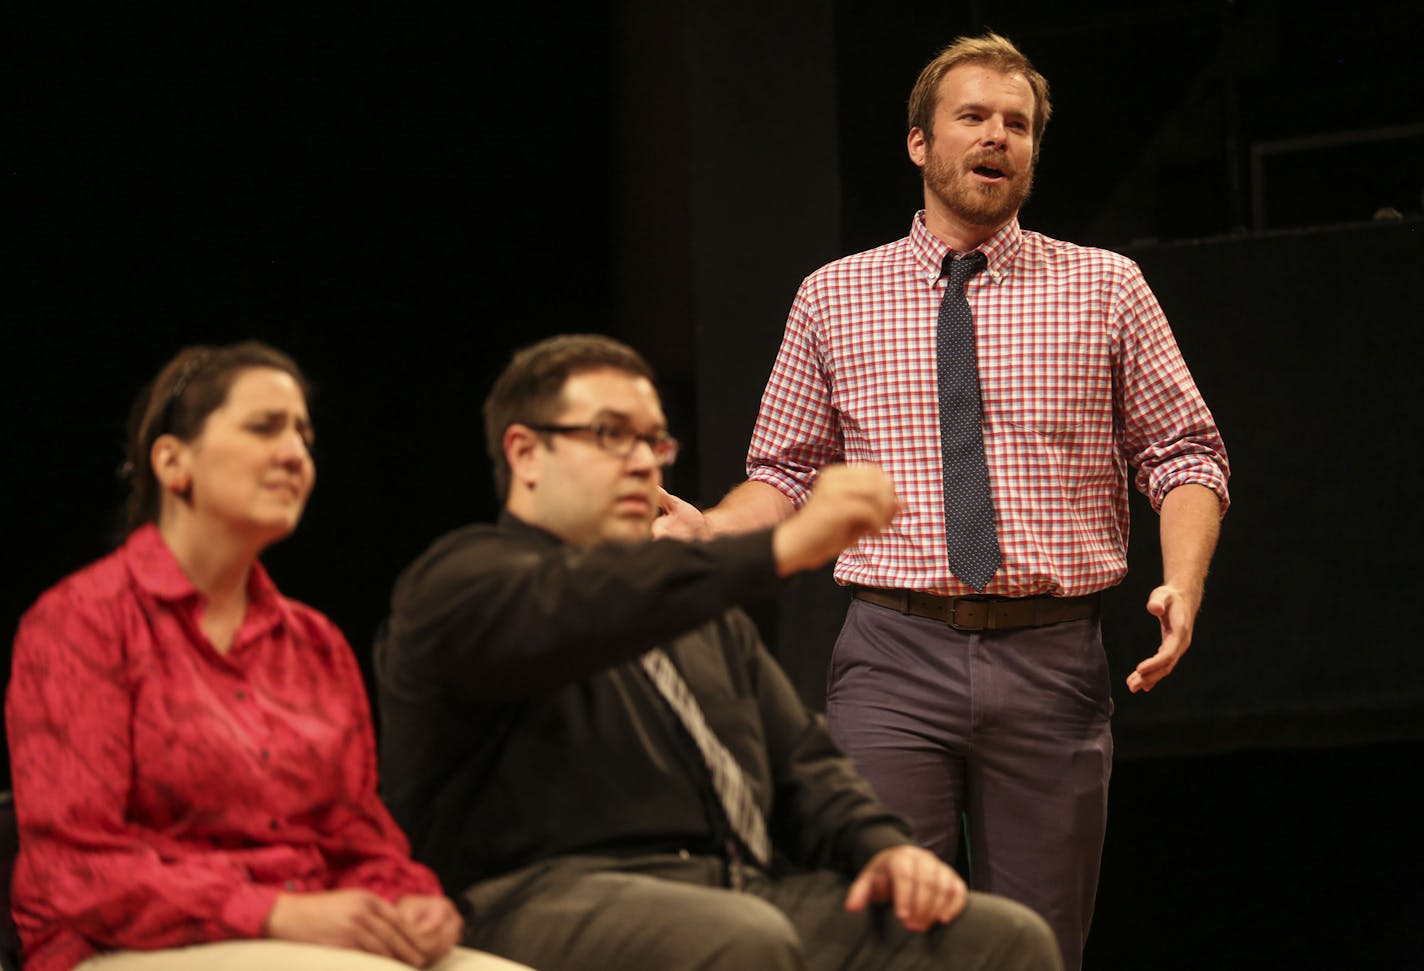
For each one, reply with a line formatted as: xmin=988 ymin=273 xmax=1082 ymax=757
xmin=972 ymin=164 xmax=1007 ymax=181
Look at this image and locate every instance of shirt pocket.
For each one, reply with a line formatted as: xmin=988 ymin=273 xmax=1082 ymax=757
xmin=980 ymin=321 xmax=1111 ymax=438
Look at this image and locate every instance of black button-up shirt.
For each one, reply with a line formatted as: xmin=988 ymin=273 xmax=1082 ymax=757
xmin=376 ymin=512 xmax=911 ymax=895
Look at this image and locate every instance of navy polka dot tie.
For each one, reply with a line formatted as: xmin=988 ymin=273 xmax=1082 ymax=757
xmin=936 ymin=251 xmax=1001 ymax=592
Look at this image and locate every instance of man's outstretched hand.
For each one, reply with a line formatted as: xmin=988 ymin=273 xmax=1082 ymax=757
xmin=652 ymin=487 xmax=714 ymax=541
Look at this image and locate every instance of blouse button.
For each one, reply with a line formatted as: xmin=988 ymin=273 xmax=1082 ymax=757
xmin=260 ymin=749 xmax=270 ymax=760
xmin=269 ymin=820 xmax=280 ymax=831
xmin=235 ymin=690 xmax=246 ymax=701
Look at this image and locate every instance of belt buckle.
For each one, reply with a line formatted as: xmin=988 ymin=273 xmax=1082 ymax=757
xmin=947 ymin=597 xmax=989 ymax=632
xmin=725 ymin=838 xmax=746 ymax=891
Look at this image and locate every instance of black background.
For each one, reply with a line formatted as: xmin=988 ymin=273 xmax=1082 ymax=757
xmin=7 ymin=2 xmax=1424 ymax=966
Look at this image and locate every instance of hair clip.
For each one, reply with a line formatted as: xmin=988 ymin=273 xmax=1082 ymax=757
xmin=168 ymin=351 xmax=213 ymax=404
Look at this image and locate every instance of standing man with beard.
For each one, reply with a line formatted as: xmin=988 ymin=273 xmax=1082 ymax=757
xmin=656 ymin=33 xmax=1230 ymax=970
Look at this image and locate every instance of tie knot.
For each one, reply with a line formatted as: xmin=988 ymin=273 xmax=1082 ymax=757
xmin=944 ymin=251 xmax=987 ymax=289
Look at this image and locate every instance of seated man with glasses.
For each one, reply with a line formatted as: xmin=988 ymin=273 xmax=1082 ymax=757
xmin=374 ymin=333 xmax=1060 ymax=971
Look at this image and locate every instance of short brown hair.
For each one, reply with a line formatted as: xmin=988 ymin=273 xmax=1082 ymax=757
xmin=482 ymin=334 xmax=656 ymax=501
xmin=121 ymin=341 xmax=310 ymax=536
xmin=907 ymin=32 xmax=1052 ymax=158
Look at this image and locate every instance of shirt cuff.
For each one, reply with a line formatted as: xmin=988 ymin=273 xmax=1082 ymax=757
xmin=747 ymin=467 xmax=813 ymax=508
xmin=704 ymin=529 xmax=781 ymax=604
xmin=334 ymin=859 xmax=445 ymax=901
xmin=221 ymin=884 xmax=284 ymax=940
xmin=849 ymin=822 xmax=915 ymax=875
xmin=1147 ymin=465 xmax=1231 ymax=515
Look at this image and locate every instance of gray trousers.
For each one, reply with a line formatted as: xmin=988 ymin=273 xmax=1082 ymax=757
xmin=462 ymin=852 xmax=1060 ymax=971
xmin=826 ymin=601 xmax=1113 ymax=971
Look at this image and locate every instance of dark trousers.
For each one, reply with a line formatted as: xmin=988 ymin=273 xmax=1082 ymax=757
xmin=461 ymin=852 xmax=1060 ymax=971
xmin=826 ymin=601 xmax=1113 ymax=971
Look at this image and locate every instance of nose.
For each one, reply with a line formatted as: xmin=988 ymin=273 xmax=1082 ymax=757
xmin=624 ymin=437 xmax=658 ymax=476
xmin=274 ymin=428 xmax=312 ymax=471
xmin=981 ymin=115 xmax=1006 ymax=147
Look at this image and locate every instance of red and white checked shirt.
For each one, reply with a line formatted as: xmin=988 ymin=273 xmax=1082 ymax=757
xmin=747 ymin=212 xmax=1230 ymax=598
xmin=6 ymin=525 xmax=441 ymax=971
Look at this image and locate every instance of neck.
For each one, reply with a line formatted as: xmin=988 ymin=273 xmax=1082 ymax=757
xmin=505 ymin=497 xmax=584 ymax=547
xmin=158 ymin=514 xmax=261 ymax=606
xmin=922 ymin=195 xmax=1011 ymax=253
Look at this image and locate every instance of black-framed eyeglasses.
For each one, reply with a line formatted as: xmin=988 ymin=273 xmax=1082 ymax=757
xmin=527 ymin=421 xmax=679 ymax=466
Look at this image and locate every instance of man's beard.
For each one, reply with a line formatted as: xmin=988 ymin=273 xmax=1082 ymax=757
xmin=923 ymin=143 xmax=1035 ymax=233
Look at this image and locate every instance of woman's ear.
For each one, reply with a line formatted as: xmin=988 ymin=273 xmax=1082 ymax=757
xmin=150 ymin=434 xmax=192 ymax=498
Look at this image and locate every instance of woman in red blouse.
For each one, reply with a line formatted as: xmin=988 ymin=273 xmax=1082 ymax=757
xmin=6 ymin=343 xmax=530 ymax=971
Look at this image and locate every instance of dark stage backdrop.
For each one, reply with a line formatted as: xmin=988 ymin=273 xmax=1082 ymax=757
xmin=7 ymin=3 xmax=1424 ymax=968
xmin=1111 ymin=219 xmax=1424 ymax=753
xmin=9 ymin=0 xmax=1421 ymax=764
xmin=5 ymin=6 xmax=622 ymax=785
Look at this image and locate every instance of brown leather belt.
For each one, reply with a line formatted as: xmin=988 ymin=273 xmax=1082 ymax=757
xmin=852 ymin=586 xmax=1099 ymax=632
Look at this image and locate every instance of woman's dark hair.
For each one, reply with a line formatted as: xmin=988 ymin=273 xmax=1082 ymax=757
xmin=119 ymin=341 xmax=311 ymax=536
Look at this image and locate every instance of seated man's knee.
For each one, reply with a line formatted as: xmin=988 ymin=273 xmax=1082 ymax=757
xmin=705 ymin=894 xmax=803 ymax=971
xmin=952 ymin=893 xmax=1063 ymax=971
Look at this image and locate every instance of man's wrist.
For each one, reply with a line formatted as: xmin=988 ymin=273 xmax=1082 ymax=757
xmin=700 ymin=507 xmax=730 ymax=539
xmin=1160 ymin=576 xmax=1205 ymax=605
xmin=849 ymin=824 xmax=915 ymax=874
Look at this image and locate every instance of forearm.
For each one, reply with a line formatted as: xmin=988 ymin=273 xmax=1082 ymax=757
xmin=774 ymin=730 xmax=913 ymax=873
xmin=393 ymin=528 xmax=781 ymax=697
xmin=704 ymin=480 xmax=797 ymax=536
xmin=750 ymin=637 xmax=911 ymax=873
xmin=1158 ymin=483 xmax=1223 ymax=602
xmin=15 ymin=832 xmax=279 ymax=946
xmin=331 ymin=856 xmax=442 ymax=900
xmin=9 ymin=606 xmax=277 ymax=945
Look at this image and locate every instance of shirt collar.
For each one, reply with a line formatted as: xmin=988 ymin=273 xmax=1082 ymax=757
xmin=124 ymin=522 xmax=280 ymax=609
xmin=497 ymin=509 xmax=569 ymax=548
xmin=909 ymin=210 xmax=1023 ymax=285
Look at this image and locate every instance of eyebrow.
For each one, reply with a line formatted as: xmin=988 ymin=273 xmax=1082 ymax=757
xmin=954 ymin=100 xmax=1031 ymax=123
xmin=246 ymin=408 xmax=310 ymax=422
xmin=589 ymin=408 xmax=667 ymax=432
xmin=246 ymin=408 xmax=315 ymax=434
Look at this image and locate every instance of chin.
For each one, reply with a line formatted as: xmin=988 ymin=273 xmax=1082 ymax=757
xmin=254 ymin=511 xmax=304 ymax=543
xmin=604 ymin=518 xmax=655 ymax=544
